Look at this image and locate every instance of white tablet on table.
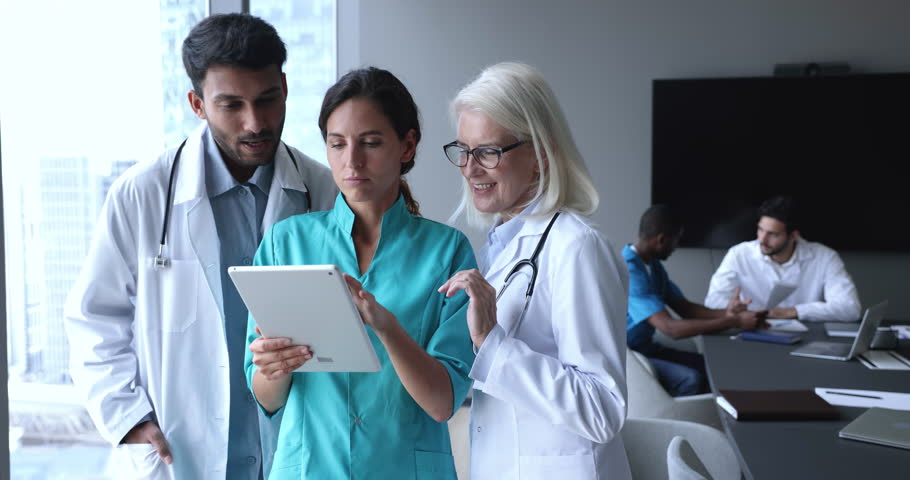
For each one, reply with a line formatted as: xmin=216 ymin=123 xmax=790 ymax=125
xmin=228 ymin=265 xmax=380 ymax=373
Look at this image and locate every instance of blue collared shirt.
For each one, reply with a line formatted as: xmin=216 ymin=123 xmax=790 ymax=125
xmin=478 ymin=199 xmax=540 ymax=274
xmin=623 ymin=244 xmax=684 ymax=353
xmin=205 ymin=129 xmax=273 ymax=480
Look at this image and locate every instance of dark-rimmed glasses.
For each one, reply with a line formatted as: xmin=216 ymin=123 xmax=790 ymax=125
xmin=442 ymin=140 xmax=525 ymax=169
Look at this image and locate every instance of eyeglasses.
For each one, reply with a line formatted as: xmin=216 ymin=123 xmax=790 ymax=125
xmin=442 ymin=140 xmax=525 ymax=169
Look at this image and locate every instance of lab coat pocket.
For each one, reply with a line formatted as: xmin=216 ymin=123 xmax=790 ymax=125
xmin=157 ymin=259 xmax=199 ymax=332
xmin=114 ymin=443 xmax=165 ymax=479
xmin=518 ymin=453 xmax=596 ymax=479
xmin=415 ymin=450 xmax=457 ymax=480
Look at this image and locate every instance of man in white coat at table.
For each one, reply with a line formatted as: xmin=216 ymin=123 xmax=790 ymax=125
xmin=63 ymin=14 xmax=336 ymax=479
xmin=705 ymin=195 xmax=862 ymax=322
xmin=439 ymin=62 xmax=632 ymax=480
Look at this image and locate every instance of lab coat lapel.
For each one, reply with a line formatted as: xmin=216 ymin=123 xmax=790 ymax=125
xmin=262 ymin=143 xmax=310 ymax=233
xmin=173 ymin=125 xmax=224 ymax=318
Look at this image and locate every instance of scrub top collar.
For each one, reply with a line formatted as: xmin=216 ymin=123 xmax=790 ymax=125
xmin=331 ymin=191 xmax=410 ymax=235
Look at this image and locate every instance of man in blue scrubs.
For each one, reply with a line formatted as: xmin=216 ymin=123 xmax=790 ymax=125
xmin=624 ymin=205 xmax=768 ymax=396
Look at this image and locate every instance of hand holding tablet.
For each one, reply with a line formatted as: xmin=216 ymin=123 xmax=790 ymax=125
xmin=248 ymin=326 xmax=313 ymax=379
xmin=229 ymin=265 xmax=381 ymax=373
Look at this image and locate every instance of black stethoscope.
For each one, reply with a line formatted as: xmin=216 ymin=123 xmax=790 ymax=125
xmin=495 ymin=211 xmax=560 ymax=336
xmin=153 ymin=140 xmax=310 ymax=270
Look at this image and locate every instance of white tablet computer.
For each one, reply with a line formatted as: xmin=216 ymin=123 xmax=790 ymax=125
xmin=228 ymin=265 xmax=380 ymax=373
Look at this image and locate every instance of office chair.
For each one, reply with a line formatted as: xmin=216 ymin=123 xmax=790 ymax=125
xmin=667 ymin=436 xmax=712 ymax=480
xmin=622 ymin=418 xmax=741 ymax=480
xmin=448 ymin=401 xmax=471 ymax=480
xmin=626 ymin=349 xmax=722 ymax=429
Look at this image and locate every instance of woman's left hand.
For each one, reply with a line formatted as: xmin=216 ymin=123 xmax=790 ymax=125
xmin=343 ymin=274 xmax=397 ymax=333
xmin=439 ymin=269 xmax=498 ymax=348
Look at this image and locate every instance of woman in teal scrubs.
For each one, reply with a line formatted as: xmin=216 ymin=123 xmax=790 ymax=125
xmin=244 ymin=67 xmax=475 ymax=479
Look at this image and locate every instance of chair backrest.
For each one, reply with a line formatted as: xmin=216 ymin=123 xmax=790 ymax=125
xmin=626 ymin=349 xmax=675 ymax=417
xmin=448 ymin=405 xmax=471 ymax=480
xmin=622 ymin=417 xmax=741 ymax=480
xmin=667 ymin=436 xmax=711 ymax=480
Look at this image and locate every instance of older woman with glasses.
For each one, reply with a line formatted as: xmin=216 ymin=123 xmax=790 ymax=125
xmin=438 ymin=62 xmax=632 ymax=479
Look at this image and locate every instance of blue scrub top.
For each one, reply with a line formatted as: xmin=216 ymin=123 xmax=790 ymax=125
xmin=245 ymin=193 xmax=476 ymax=479
xmin=622 ymin=244 xmax=684 ymax=353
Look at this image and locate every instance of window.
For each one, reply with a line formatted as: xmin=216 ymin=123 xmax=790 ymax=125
xmin=253 ymin=0 xmax=337 ymax=164
xmin=1 ymin=2 xmax=336 ymax=477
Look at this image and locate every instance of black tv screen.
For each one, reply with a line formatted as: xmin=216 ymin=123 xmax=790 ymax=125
xmin=652 ymin=73 xmax=910 ymax=252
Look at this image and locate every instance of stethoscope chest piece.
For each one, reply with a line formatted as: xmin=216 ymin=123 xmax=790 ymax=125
xmin=153 ymin=245 xmax=170 ymax=270
xmin=153 ymin=140 xmax=308 ymax=272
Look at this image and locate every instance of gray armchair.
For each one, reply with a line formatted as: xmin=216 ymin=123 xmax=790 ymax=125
xmin=626 ymin=349 xmax=721 ymax=430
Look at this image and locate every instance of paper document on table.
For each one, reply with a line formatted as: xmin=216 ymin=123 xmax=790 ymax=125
xmin=893 ymin=325 xmax=910 ymax=340
xmin=766 ymin=282 xmax=797 ymax=310
xmin=767 ymin=319 xmax=808 ymax=332
xmin=857 ymin=350 xmax=910 ymax=371
xmin=815 ymin=388 xmax=910 ymax=411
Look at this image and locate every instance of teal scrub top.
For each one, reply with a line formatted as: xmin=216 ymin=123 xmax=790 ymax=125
xmin=244 ymin=193 xmax=476 ymax=480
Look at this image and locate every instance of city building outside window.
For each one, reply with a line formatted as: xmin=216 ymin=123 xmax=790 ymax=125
xmin=1 ymin=2 xmax=335 ymax=477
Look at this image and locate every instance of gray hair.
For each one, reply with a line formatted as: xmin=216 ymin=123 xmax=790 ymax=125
xmin=449 ymin=62 xmax=599 ymax=228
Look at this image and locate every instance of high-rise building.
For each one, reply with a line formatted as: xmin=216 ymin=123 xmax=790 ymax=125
xmin=101 ymin=160 xmax=137 ymax=204
xmin=161 ymin=0 xmax=207 ymax=148
xmin=6 ymin=2 xmax=335 ymax=476
xmin=28 ymin=157 xmax=97 ymax=384
xmin=252 ymin=0 xmax=336 ymax=162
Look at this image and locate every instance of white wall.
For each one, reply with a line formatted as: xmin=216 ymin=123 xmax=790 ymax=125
xmin=339 ymin=0 xmax=910 ymax=319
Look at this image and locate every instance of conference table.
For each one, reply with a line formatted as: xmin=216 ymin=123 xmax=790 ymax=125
xmin=701 ymin=323 xmax=910 ymax=479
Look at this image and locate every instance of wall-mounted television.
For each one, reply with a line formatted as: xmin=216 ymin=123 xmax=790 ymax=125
xmin=652 ymin=73 xmax=910 ymax=252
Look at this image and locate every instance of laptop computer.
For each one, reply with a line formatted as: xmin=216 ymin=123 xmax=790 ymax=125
xmin=790 ymin=301 xmax=888 ymax=361
xmin=824 ymin=322 xmax=863 ymax=337
xmin=839 ymin=407 xmax=910 ymax=450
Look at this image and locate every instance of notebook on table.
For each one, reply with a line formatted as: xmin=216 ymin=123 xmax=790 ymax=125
xmin=716 ymin=389 xmax=839 ymax=421
xmin=839 ymin=407 xmax=910 ymax=450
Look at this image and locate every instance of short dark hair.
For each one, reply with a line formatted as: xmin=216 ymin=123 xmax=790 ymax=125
xmin=182 ymin=13 xmax=287 ymax=96
xmin=639 ymin=204 xmax=683 ymax=240
xmin=758 ymin=195 xmax=799 ymax=233
xmin=318 ymin=67 xmax=422 ymax=216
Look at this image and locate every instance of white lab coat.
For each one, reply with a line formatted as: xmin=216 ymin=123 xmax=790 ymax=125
xmin=704 ymin=238 xmax=862 ymax=321
xmin=63 ymin=124 xmax=336 ymax=479
xmin=469 ymin=211 xmax=633 ymax=480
